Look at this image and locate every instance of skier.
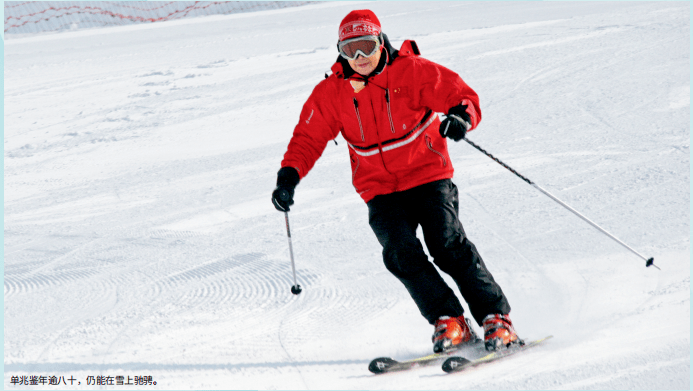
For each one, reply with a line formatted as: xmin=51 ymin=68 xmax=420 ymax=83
xmin=272 ymin=9 xmax=521 ymax=352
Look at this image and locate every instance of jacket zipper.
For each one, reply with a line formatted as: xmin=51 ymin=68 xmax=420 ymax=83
xmin=385 ymin=89 xmax=396 ymax=134
xmin=352 ymin=98 xmax=365 ymax=142
xmin=425 ymin=134 xmax=447 ymax=167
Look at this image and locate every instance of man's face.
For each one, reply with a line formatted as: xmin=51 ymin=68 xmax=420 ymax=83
xmin=348 ymin=48 xmax=382 ymax=76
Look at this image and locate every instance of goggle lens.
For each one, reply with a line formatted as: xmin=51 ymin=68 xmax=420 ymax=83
xmin=339 ymin=36 xmax=379 ymax=60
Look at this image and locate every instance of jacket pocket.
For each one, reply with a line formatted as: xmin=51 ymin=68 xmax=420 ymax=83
xmin=350 ymin=152 xmax=361 ymax=189
xmin=425 ymin=134 xmax=447 ymax=167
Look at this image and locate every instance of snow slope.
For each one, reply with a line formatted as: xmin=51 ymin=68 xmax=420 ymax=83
xmin=4 ymin=1 xmax=690 ymax=389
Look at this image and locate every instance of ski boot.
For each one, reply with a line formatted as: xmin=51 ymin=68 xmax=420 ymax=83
xmin=483 ymin=314 xmax=524 ymax=351
xmin=432 ymin=315 xmax=479 ymax=353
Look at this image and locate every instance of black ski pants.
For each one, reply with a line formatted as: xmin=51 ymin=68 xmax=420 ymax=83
xmin=367 ymin=179 xmax=510 ymax=326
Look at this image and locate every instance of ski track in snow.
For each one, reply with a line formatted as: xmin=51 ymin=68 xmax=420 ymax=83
xmin=4 ymin=1 xmax=689 ymax=389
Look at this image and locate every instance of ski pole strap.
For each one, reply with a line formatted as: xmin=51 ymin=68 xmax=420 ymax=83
xmin=464 ymin=138 xmax=534 ymax=186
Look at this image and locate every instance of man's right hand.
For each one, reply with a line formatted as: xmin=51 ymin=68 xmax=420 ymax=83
xmin=272 ymin=167 xmax=300 ymax=212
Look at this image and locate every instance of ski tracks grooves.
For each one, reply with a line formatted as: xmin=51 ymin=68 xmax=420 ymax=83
xmin=4 ymin=267 xmax=102 ymax=297
xmin=152 ymin=252 xmax=305 ymax=312
xmin=3 ymin=236 xmax=130 ymax=303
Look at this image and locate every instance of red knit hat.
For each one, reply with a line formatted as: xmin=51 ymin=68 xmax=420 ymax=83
xmin=338 ymin=9 xmax=382 ymax=41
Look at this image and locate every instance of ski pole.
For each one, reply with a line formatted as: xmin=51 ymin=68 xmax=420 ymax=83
xmin=279 ymin=189 xmax=303 ymax=294
xmin=284 ymin=211 xmax=303 ymax=295
xmin=463 ymin=138 xmax=659 ymax=270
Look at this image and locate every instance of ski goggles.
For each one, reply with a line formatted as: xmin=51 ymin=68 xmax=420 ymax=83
xmin=338 ymin=35 xmax=381 ymax=60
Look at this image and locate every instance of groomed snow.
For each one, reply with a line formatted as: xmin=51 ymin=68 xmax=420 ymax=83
xmin=4 ymin=1 xmax=689 ymax=389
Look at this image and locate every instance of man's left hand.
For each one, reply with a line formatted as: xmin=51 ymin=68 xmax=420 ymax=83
xmin=439 ymin=104 xmax=472 ymax=142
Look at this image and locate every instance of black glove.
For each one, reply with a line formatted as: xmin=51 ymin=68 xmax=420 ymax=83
xmin=272 ymin=167 xmax=300 ymax=212
xmin=439 ymin=104 xmax=472 ymax=142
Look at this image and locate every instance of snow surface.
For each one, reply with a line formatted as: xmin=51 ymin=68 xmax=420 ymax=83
xmin=3 ymin=1 xmax=311 ymax=37
xmin=4 ymin=1 xmax=690 ymax=389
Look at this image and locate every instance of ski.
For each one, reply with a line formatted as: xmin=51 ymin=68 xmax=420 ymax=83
xmin=441 ymin=335 xmax=553 ymax=373
xmin=368 ymin=340 xmax=483 ymax=374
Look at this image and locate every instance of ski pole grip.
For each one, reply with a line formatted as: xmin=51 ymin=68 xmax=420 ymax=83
xmin=278 ymin=189 xmax=291 ymax=202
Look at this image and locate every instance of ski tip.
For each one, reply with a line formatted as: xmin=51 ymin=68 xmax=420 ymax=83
xmin=537 ymin=335 xmax=554 ymax=343
xmin=442 ymin=356 xmax=471 ymax=373
xmin=368 ymin=357 xmax=397 ymax=374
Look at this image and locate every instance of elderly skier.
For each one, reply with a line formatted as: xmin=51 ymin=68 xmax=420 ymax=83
xmin=272 ymin=9 xmax=522 ymax=352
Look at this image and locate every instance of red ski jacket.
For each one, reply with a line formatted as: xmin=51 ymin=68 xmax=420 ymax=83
xmin=280 ymin=39 xmax=481 ymax=203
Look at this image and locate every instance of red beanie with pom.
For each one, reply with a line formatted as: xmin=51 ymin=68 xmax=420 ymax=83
xmin=338 ymin=10 xmax=382 ymax=41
